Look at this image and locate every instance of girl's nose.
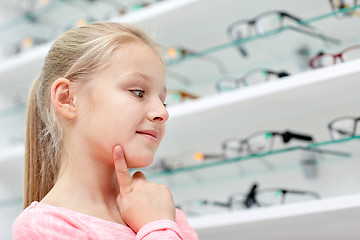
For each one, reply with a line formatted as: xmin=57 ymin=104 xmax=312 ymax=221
xmin=148 ymin=99 xmax=169 ymax=123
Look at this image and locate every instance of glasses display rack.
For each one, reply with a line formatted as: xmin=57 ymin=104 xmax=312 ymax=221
xmin=1 ymin=1 xmax=360 ymax=239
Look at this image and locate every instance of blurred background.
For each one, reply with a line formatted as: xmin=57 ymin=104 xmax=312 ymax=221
xmin=1 ymin=0 xmax=360 ymax=239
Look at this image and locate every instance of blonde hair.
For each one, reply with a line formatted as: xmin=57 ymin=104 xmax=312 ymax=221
xmin=24 ymin=22 xmax=163 ymax=208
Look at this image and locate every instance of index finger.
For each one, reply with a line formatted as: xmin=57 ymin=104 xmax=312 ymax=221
xmin=113 ymin=145 xmax=133 ymax=191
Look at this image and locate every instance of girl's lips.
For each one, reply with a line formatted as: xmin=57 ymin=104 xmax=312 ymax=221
xmin=136 ymin=129 xmax=159 ymax=141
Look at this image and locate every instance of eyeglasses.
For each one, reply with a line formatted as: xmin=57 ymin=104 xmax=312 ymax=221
xmin=328 ymin=116 xmax=360 ymax=140
xmin=166 ymin=89 xmax=199 ymax=105
xmin=167 ymin=70 xmax=193 ymax=86
xmin=329 ymin=0 xmax=360 ymax=17
xmin=309 ymin=45 xmax=360 ymax=69
xmin=227 ymin=10 xmax=340 ymax=57
xmin=210 ymin=183 xmax=320 ymax=209
xmin=206 ymin=188 xmax=320 ymax=210
xmin=215 ymin=69 xmax=290 ymax=92
xmin=176 ymin=183 xmax=320 ymax=215
xmin=222 ymin=130 xmax=313 ymax=159
xmin=165 ymin=46 xmax=228 ymax=75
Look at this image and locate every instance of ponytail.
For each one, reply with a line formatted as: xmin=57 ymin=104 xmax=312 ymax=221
xmin=23 ymin=75 xmax=59 ymax=208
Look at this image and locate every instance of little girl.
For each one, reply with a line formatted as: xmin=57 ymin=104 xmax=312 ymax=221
xmin=12 ymin=22 xmax=198 ymax=239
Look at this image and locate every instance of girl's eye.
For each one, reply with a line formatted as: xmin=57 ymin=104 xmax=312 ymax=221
xmin=130 ymin=90 xmax=145 ymax=98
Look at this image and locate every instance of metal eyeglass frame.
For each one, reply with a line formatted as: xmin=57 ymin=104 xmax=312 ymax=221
xmin=201 ymin=183 xmax=320 ymax=210
xmin=215 ymin=68 xmax=290 ymax=92
xmin=226 ymin=10 xmax=341 ymax=57
xmin=165 ymin=46 xmax=228 ymax=75
xmin=328 ymin=116 xmax=360 ymax=140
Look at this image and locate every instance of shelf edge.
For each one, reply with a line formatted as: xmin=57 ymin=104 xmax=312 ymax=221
xmin=167 ymin=58 xmax=360 ymax=119
xmin=188 ymin=193 xmax=360 ymax=230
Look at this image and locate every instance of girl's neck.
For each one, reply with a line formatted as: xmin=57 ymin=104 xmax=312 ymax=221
xmin=41 ymin=142 xmax=125 ymax=225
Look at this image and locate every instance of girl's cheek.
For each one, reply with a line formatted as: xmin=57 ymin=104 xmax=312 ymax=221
xmin=159 ymin=125 xmax=166 ymax=142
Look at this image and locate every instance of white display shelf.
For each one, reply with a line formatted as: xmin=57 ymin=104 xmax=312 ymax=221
xmin=0 ymin=0 xmax=199 ymax=99
xmin=158 ymin=58 xmax=360 ymax=156
xmin=189 ymin=193 xmax=360 ymax=240
xmin=168 ymin=58 xmax=360 ymax=119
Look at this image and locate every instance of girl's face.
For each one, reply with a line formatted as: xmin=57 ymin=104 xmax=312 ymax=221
xmin=76 ymin=42 xmax=168 ymax=168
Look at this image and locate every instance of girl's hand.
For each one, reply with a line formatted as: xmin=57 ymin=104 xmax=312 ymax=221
xmin=113 ymin=145 xmax=176 ymax=233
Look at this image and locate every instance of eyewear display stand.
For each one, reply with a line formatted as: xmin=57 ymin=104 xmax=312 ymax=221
xmin=1 ymin=1 xmax=360 ymax=239
xmin=189 ymin=193 xmax=360 ymax=240
xmin=148 ymin=136 xmax=357 ymax=179
xmin=166 ymin=5 xmax=360 ymax=66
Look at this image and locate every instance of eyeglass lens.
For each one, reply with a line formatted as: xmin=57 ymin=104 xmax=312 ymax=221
xmin=255 ymin=12 xmax=283 ymax=35
xmin=342 ymin=46 xmax=360 ymax=61
xmin=223 ymin=139 xmax=247 ymax=158
xmin=331 ymin=0 xmax=357 ymax=10
xmin=229 ymin=12 xmax=283 ymax=40
xmin=247 ymin=131 xmax=274 ymax=154
xmin=330 ymin=117 xmax=359 ymax=139
xmin=223 ymin=132 xmax=275 ymax=158
xmin=243 ymin=69 xmax=270 ymax=86
xmin=216 ymin=77 xmax=241 ymax=92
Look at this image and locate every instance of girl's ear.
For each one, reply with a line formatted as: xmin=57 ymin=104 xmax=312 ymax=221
xmin=51 ymin=78 xmax=77 ymax=120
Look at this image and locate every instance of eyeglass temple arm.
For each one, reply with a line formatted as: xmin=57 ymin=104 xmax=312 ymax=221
xmin=280 ymin=11 xmax=320 ymax=31
xmin=278 ymin=11 xmax=341 ymax=44
xmin=237 ymin=45 xmax=248 ymax=58
xmin=267 ymin=70 xmax=291 ymax=78
xmin=203 ymin=200 xmax=232 ymax=208
xmin=280 ymin=11 xmax=304 ymax=24
xmin=299 ymin=146 xmax=351 ymax=158
xmin=182 ymin=48 xmax=229 ymax=75
xmin=278 ymin=71 xmax=290 ymax=78
xmin=166 ymin=70 xmax=193 ymax=86
xmin=282 ymin=131 xmax=313 ymax=143
xmin=243 ymin=183 xmax=259 ymax=208
xmin=282 ymin=189 xmax=321 ymax=199
xmin=288 ymin=25 xmax=341 ymax=45
xmin=226 ymin=27 xmax=249 ymax=58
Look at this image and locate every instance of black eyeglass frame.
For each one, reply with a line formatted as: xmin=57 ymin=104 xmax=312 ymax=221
xmin=227 ymin=10 xmax=340 ymax=57
xmin=221 ymin=130 xmax=313 ymax=158
xmin=201 ymin=187 xmax=320 ymax=210
xmin=215 ymin=69 xmax=290 ymax=92
xmin=328 ymin=116 xmax=360 ymax=140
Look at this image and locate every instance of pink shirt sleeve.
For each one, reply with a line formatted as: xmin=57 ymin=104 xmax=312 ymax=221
xmin=13 ymin=202 xmax=198 ymax=240
xmin=12 ymin=207 xmax=96 ymax=240
xmin=136 ymin=209 xmax=198 ymax=240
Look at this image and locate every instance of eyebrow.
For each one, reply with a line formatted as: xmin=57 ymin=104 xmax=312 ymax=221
xmin=125 ymin=72 xmax=167 ymax=94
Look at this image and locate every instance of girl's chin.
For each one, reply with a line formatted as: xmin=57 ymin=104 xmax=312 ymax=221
xmin=125 ymin=154 xmax=155 ymax=168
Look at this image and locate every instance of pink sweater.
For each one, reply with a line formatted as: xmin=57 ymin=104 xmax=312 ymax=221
xmin=13 ymin=201 xmax=198 ymax=239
